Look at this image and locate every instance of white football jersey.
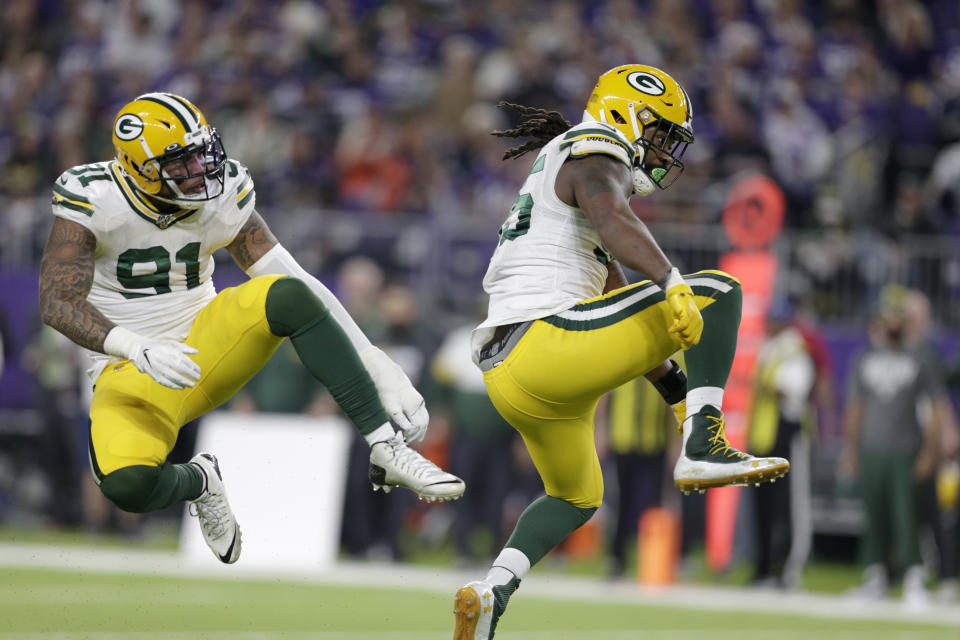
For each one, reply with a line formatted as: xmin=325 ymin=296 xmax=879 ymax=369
xmin=472 ymin=121 xmax=636 ymax=361
xmin=51 ymin=159 xmax=256 ymax=382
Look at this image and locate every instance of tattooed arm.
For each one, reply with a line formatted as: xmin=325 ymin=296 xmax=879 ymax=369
xmin=226 ymin=209 xmax=279 ymax=270
xmin=40 ymin=218 xmax=201 ymax=388
xmin=556 ymin=154 xmax=673 ymax=284
xmin=230 ymin=208 xmax=371 ymax=346
xmin=39 ymin=218 xmax=114 ymax=352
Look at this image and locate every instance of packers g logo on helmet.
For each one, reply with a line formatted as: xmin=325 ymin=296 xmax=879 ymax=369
xmin=583 ymin=64 xmax=694 ymax=194
xmin=112 ymin=92 xmax=227 ymax=208
xmin=114 ymin=114 xmax=144 ymax=141
xmin=626 ymin=72 xmax=666 ymax=96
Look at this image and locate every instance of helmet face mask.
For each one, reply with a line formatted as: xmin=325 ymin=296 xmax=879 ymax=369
xmin=112 ymin=93 xmax=227 ymax=208
xmin=634 ymin=115 xmax=689 ymax=190
xmin=583 ymin=65 xmax=694 ymax=194
xmin=151 ymin=127 xmax=227 ymax=206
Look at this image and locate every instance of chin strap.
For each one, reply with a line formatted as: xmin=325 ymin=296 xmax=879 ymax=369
xmin=633 ymin=168 xmax=656 ymax=195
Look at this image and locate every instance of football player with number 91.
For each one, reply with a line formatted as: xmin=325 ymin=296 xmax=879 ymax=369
xmin=452 ymin=65 xmax=790 ymax=639
xmin=39 ymin=92 xmax=464 ymax=565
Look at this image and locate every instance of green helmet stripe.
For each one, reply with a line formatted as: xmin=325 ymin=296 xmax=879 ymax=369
xmin=162 ymin=93 xmax=202 ymax=127
xmin=139 ymin=94 xmax=196 ymax=133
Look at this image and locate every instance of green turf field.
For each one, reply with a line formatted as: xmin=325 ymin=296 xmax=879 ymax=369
xmin=1 ymin=567 xmax=957 ymax=639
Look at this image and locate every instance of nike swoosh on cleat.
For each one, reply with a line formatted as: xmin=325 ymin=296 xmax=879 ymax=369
xmin=219 ymin=530 xmax=239 ymax=563
xmin=368 ymin=465 xmax=387 ymax=485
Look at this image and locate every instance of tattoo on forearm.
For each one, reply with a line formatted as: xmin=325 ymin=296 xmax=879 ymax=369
xmin=229 ymin=212 xmax=277 ymax=270
xmin=39 ymin=221 xmax=112 ymax=351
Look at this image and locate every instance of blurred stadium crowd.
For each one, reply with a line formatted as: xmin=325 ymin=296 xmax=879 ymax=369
xmin=1 ymin=0 xmax=960 ymax=604
xmin=1 ymin=0 xmax=959 ymax=323
xmin=4 ymin=1 xmax=960 ymax=245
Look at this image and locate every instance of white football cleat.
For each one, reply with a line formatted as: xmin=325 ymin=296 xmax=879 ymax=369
xmin=189 ymin=453 xmax=242 ymax=564
xmin=453 ymin=577 xmax=518 ymax=639
xmin=454 ymin=580 xmax=495 ymax=640
xmin=674 ymin=406 xmax=789 ymax=494
xmin=369 ymin=434 xmax=465 ymax=501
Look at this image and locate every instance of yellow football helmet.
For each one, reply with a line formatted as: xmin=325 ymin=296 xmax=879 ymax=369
xmin=112 ymin=92 xmax=226 ymax=207
xmin=584 ymin=64 xmax=694 ymax=194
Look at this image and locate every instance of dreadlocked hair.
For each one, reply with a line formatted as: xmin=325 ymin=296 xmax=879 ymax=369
xmin=492 ymin=101 xmax=572 ymax=160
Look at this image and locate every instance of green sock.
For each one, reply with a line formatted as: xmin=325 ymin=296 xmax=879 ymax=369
xmin=99 ymin=463 xmax=204 ymax=513
xmin=504 ymin=495 xmax=596 ymax=566
xmin=684 ymin=279 xmax=742 ymax=389
xmin=266 ymin=278 xmax=388 ymax=435
xmin=290 ymin=317 xmax=388 ymax=434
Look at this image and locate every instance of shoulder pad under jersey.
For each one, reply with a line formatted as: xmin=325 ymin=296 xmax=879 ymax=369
xmin=224 ymin=159 xmax=256 ymax=213
xmin=558 ymin=122 xmax=637 ymax=168
xmin=51 ymin=162 xmax=114 ymax=224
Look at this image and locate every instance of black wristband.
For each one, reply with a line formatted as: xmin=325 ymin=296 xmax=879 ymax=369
xmin=651 ymin=359 xmax=686 ymax=405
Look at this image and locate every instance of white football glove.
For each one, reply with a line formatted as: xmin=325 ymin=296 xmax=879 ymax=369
xmin=103 ymin=326 xmax=201 ymax=390
xmin=359 ymin=346 xmax=429 ymax=443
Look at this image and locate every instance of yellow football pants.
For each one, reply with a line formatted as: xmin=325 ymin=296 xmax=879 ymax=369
xmin=483 ymin=270 xmax=738 ymax=508
xmin=89 ymin=275 xmax=284 ymax=477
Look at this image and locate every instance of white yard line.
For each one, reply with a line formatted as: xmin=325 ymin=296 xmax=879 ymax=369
xmin=1 ymin=543 xmax=958 ymax=629
xmin=0 ymin=633 xmax=956 ymax=640
xmin=1 ymin=634 xmax=957 ymax=640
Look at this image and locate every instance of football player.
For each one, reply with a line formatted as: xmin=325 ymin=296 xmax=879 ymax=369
xmin=453 ymin=65 xmax=789 ymax=638
xmin=39 ymin=92 xmax=464 ymax=565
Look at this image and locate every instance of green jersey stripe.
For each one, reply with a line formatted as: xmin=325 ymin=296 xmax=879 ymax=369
xmin=67 ymin=162 xmax=110 ymax=176
xmin=110 ymin=166 xmax=157 ymax=224
xmin=563 ymin=126 xmax=625 ymax=139
xmin=563 ymin=126 xmax=632 ymax=146
xmin=561 ymin=143 xmax=634 ymax=165
xmin=110 ymin=161 xmax=191 ymax=221
xmin=52 ymin=197 xmax=94 ymax=216
xmin=236 ymin=176 xmax=253 ymax=195
xmin=109 ymin=162 xmax=194 ymax=228
xmin=126 ymin=178 xmax=167 ymax=214
xmin=110 ymin=163 xmax=157 ymax=212
xmin=560 ymin=134 xmax=634 ymax=158
xmin=53 ymin=183 xmax=91 ymax=204
xmin=237 ymin=189 xmax=254 ymax=209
